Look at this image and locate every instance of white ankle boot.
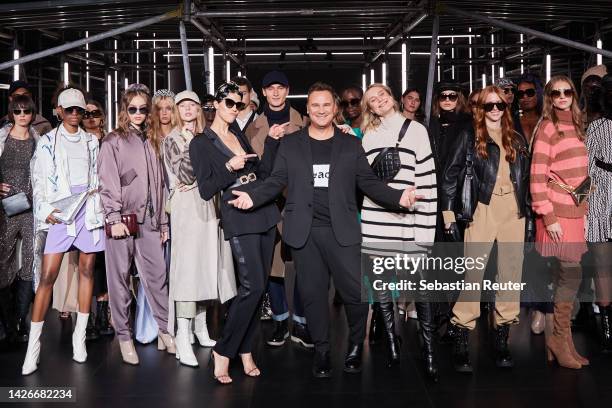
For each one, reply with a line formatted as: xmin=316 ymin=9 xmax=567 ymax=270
xmin=194 ymin=310 xmax=216 ymax=347
xmin=72 ymin=312 xmax=88 ymax=363
xmin=22 ymin=321 xmax=44 ymax=375
xmin=176 ymin=318 xmax=198 ymax=367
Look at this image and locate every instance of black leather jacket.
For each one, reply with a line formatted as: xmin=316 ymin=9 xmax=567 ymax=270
xmin=441 ymin=126 xmax=535 ymax=239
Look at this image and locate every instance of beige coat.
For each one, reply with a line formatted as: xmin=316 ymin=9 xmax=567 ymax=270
xmin=162 ymin=128 xmax=237 ymax=332
xmin=245 ymin=107 xmax=305 ymax=277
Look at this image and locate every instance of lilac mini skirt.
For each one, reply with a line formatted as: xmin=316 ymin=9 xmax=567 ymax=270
xmin=44 ymin=185 xmax=105 ymax=254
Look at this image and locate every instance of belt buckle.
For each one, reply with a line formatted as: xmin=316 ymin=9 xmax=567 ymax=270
xmin=239 ymin=173 xmax=257 ymax=185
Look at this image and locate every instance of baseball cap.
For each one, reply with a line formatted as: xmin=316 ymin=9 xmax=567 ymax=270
xmin=175 ymin=90 xmax=201 ymax=105
xmin=262 ymin=71 xmax=289 ymax=88
xmin=57 ymin=88 xmax=86 ymax=109
xmin=8 ymin=80 xmax=32 ymax=96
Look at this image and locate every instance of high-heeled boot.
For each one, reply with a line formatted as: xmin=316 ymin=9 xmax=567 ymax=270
xmin=368 ymin=303 xmax=383 ymax=345
xmin=175 ymin=318 xmax=198 ymax=367
xmin=379 ymin=301 xmax=401 ymax=367
xmin=546 ymin=302 xmax=581 ymax=369
xmin=194 ymin=307 xmax=215 ymax=347
xmin=22 ymin=321 xmax=44 ymax=375
xmin=72 ymin=312 xmax=89 ymax=363
xmin=415 ymin=302 xmax=439 ymax=382
xmin=600 ymin=306 xmax=612 ymax=353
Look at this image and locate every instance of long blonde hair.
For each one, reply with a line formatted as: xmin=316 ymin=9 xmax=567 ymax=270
xmin=361 ymin=83 xmax=400 ymax=133
xmin=149 ymin=95 xmax=177 ymax=151
xmin=175 ymin=102 xmax=206 ymax=134
xmin=541 ymin=74 xmax=585 ymax=140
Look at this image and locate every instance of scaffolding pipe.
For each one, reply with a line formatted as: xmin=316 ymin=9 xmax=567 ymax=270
xmin=0 ymin=9 xmax=179 ymax=72
xmin=189 ymin=17 xmax=241 ymax=65
xmin=371 ymin=12 xmax=428 ymax=63
xmin=179 ymin=20 xmax=192 ymax=90
xmin=442 ymin=3 xmax=612 ymax=59
xmin=196 ymin=8 xmax=414 ymax=18
xmin=424 ymin=14 xmax=439 ymax=127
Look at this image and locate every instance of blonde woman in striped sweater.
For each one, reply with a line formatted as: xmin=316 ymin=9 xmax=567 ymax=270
xmin=530 ymin=74 xmax=589 ymax=369
xmin=361 ymin=83 xmax=438 ymax=380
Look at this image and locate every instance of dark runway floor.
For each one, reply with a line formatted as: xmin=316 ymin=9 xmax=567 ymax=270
xmin=2 ymin=304 xmax=612 ymax=408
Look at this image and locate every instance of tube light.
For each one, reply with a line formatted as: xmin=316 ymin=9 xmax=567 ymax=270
xmin=13 ymin=49 xmax=19 ymax=81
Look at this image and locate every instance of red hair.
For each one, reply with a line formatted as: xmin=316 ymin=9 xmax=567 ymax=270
xmin=473 ymin=85 xmax=519 ymax=163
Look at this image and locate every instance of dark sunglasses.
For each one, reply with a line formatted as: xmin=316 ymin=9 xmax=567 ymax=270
xmin=439 ymin=93 xmax=458 ymax=102
xmin=12 ymin=109 xmax=32 ymax=116
xmin=482 ymin=102 xmax=508 ymax=112
xmin=502 ymin=87 xmax=515 ymax=95
xmin=64 ymin=106 xmax=85 ymax=116
xmin=550 ymin=88 xmax=574 ymax=99
xmin=340 ymin=98 xmax=361 ymax=109
xmin=203 ymin=106 xmax=216 ymax=112
xmin=517 ymin=88 xmax=536 ymax=99
xmin=83 ymin=110 xmax=102 ymax=119
xmin=127 ymin=106 xmax=149 ymax=115
xmin=223 ymin=98 xmax=246 ymax=111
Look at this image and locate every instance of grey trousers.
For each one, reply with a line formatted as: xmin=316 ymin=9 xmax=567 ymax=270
xmin=106 ymin=215 xmax=169 ymax=341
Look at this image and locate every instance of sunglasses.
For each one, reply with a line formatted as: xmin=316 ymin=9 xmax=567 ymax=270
xmin=203 ymin=106 xmax=216 ymax=112
xmin=12 ymin=109 xmax=32 ymax=116
xmin=439 ymin=93 xmax=458 ymax=102
xmin=503 ymin=87 xmax=514 ymax=95
xmin=482 ymin=102 xmax=508 ymax=112
xmin=517 ymin=88 xmax=536 ymax=99
xmin=550 ymin=88 xmax=573 ymax=99
xmin=64 ymin=106 xmax=85 ymax=116
xmin=340 ymin=98 xmax=361 ymax=109
xmin=127 ymin=106 xmax=149 ymax=115
xmin=223 ymin=98 xmax=246 ymax=111
xmin=83 ymin=110 xmax=102 ymax=119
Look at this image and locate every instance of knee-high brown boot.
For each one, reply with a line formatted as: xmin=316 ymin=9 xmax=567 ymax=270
xmin=546 ymin=302 xmax=581 ymax=369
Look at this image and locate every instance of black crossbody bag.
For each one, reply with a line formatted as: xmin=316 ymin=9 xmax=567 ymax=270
xmin=370 ymin=118 xmax=411 ymax=182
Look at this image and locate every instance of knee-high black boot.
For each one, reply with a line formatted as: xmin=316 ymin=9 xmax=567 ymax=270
xmin=368 ymin=303 xmax=384 ymax=345
xmin=415 ymin=301 xmax=439 ymax=382
xmin=0 ymin=286 xmax=10 ymax=343
xmin=13 ymin=279 xmax=33 ymax=343
xmin=379 ymin=302 xmax=401 ymax=367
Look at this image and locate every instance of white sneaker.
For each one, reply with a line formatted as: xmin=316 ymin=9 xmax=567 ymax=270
xmin=194 ymin=310 xmax=216 ymax=347
xmin=176 ymin=318 xmax=199 ymax=367
xmin=72 ymin=312 xmax=88 ymax=363
xmin=22 ymin=321 xmax=44 ymax=375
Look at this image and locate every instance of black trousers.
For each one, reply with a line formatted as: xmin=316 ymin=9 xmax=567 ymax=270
xmin=214 ymin=227 xmax=275 ymax=358
xmin=291 ymin=226 xmax=368 ymax=353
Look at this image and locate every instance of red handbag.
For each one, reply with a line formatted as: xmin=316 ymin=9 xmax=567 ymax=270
xmin=105 ymin=214 xmax=139 ymax=238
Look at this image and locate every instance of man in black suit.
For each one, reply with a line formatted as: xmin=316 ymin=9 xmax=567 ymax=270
xmin=229 ymin=82 xmax=419 ymax=378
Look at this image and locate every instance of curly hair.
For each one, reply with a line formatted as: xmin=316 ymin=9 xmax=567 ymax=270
xmin=115 ymin=88 xmax=154 ymax=151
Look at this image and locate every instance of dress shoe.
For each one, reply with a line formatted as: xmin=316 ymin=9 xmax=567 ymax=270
xmin=290 ymin=322 xmax=314 ymax=348
xmin=343 ymin=343 xmax=363 ymax=373
xmin=312 ymin=350 xmax=332 ymax=378
xmin=119 ymin=340 xmax=139 ymax=365
xmin=266 ymin=319 xmax=289 ymax=347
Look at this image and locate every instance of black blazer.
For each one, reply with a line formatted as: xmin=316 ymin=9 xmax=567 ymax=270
xmin=189 ymin=127 xmax=281 ymax=239
xmin=249 ymin=127 xmax=404 ymax=248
